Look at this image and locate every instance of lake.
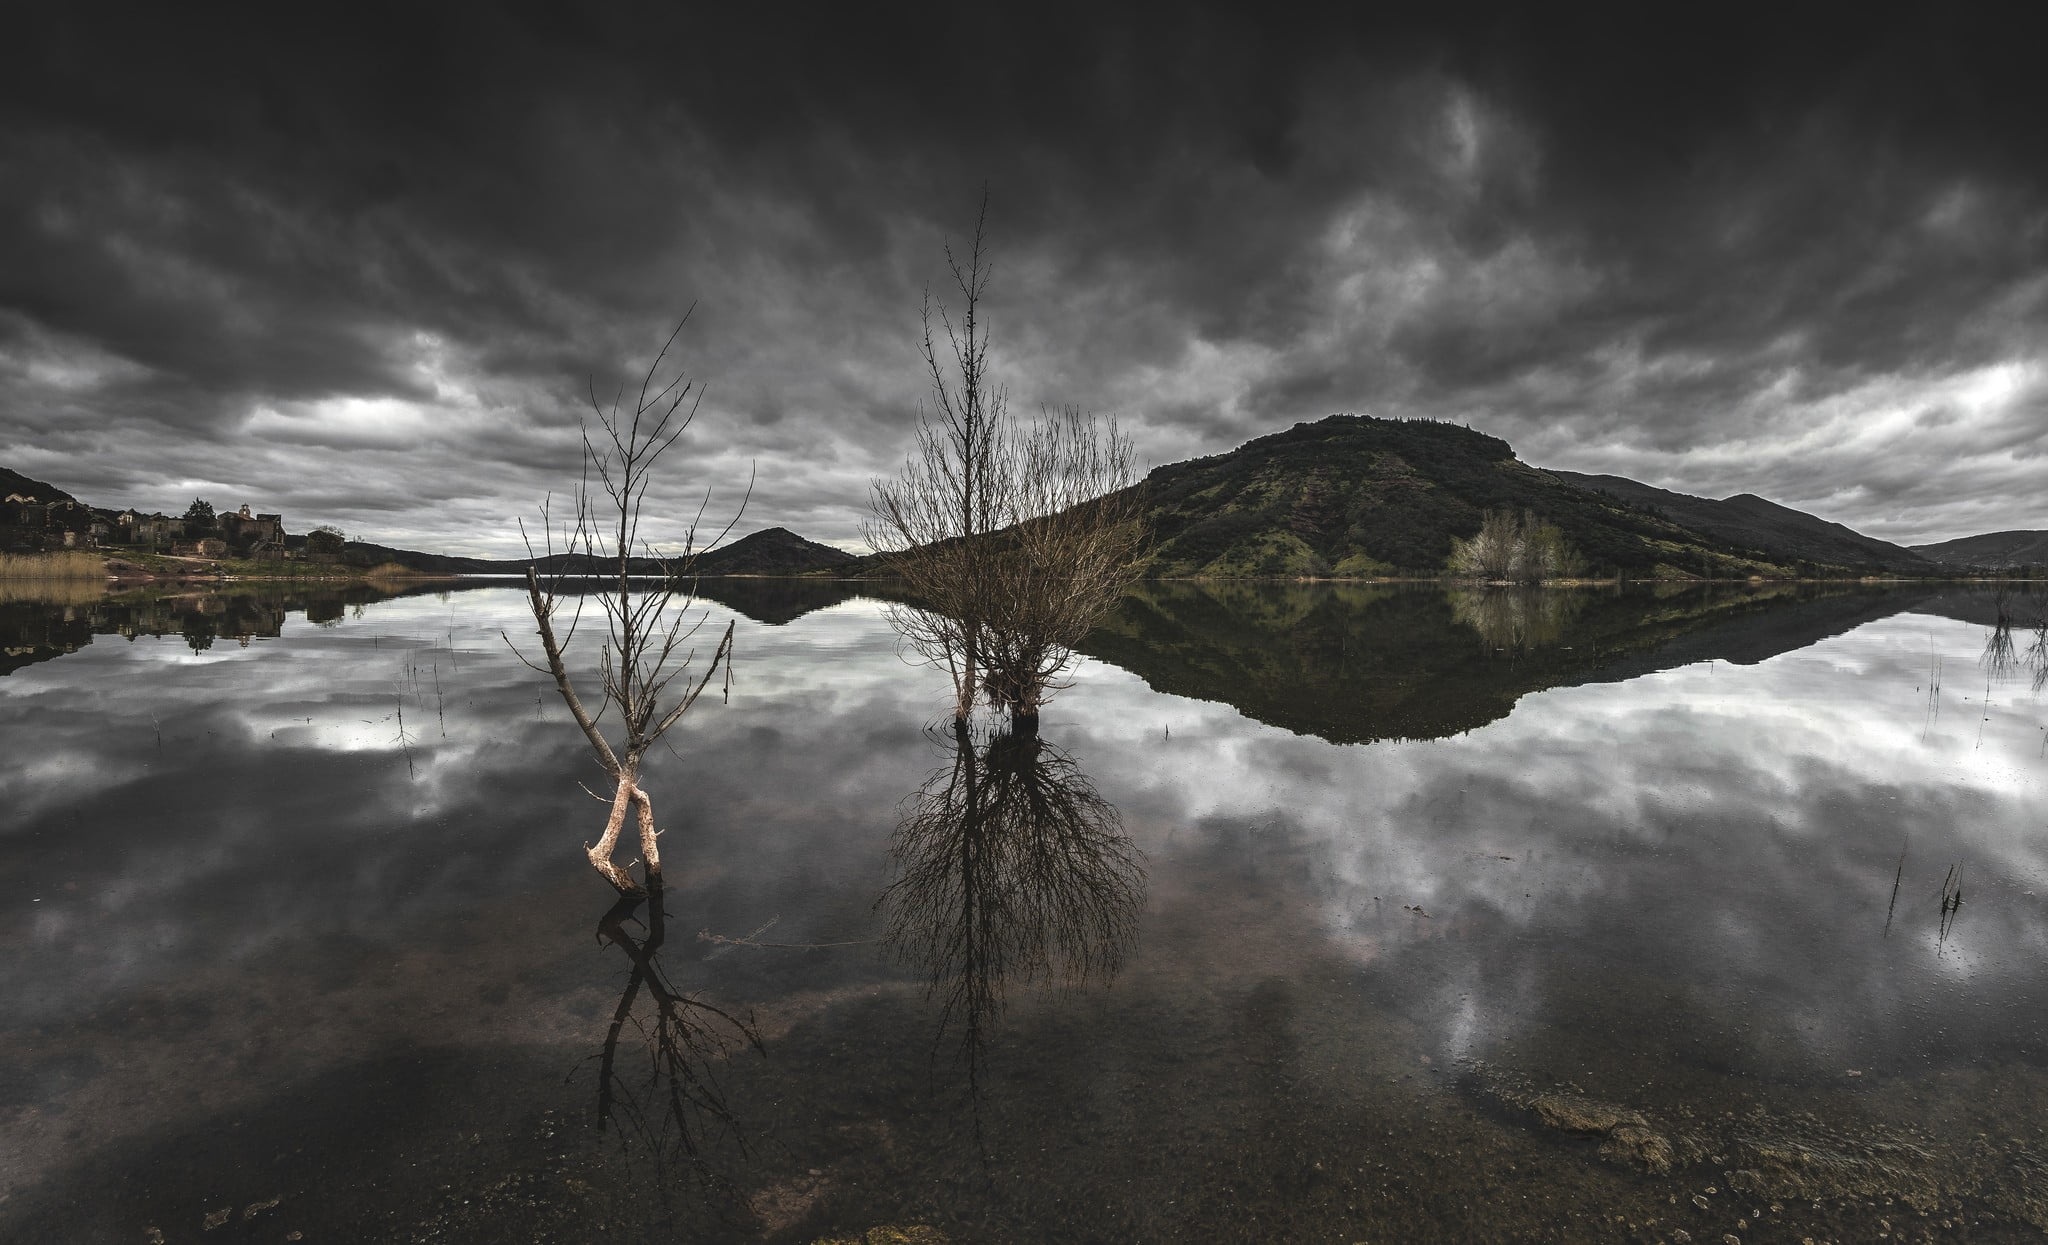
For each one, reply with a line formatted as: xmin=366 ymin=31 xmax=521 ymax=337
xmin=2 ymin=579 xmax=2045 ymax=1242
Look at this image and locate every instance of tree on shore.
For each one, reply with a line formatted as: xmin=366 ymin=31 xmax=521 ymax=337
xmin=868 ymin=197 xmax=1145 ymax=728
xmin=1448 ymin=509 xmax=1583 ymax=582
xmin=305 ymin=525 xmax=346 ymax=558
xmin=508 ymin=315 xmax=743 ymax=896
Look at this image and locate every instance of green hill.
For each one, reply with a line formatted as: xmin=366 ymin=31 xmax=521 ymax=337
xmin=1137 ymin=415 xmax=1810 ymax=579
xmin=1910 ymin=530 xmax=2048 ymax=571
xmin=1547 ymin=470 xmax=1935 ymax=573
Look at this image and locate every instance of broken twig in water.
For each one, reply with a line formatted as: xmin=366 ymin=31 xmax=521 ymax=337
xmin=1884 ymin=838 xmax=1907 ymax=936
xmin=1938 ymin=862 xmax=1964 ymax=947
xmin=698 ymin=914 xmax=881 ymax=952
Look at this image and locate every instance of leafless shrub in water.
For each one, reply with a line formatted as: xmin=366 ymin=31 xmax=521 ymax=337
xmin=868 ymin=198 xmax=1145 ymax=726
xmin=977 ymin=407 xmax=1146 ymax=726
xmin=867 ymin=199 xmax=1007 ymax=722
xmin=508 ymin=314 xmax=745 ymax=895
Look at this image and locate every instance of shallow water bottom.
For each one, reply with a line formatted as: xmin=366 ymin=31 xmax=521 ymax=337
xmin=9 ymin=881 xmax=2047 ymax=1244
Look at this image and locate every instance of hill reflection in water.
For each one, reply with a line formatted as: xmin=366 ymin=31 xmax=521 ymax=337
xmin=1078 ymin=579 xmax=1999 ymax=743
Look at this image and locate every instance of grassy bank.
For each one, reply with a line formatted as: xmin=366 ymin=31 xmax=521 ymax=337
xmin=92 ymin=551 xmax=454 ymax=582
xmin=0 ymin=550 xmax=106 ymax=579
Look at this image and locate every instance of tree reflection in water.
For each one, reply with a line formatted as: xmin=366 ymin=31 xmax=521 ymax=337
xmin=1447 ymin=586 xmax=1586 ymax=654
xmin=1980 ymin=609 xmax=2048 ymax=694
xmin=589 ymin=877 xmax=763 ymax=1206
xmin=881 ymin=721 xmax=1144 ymax=1098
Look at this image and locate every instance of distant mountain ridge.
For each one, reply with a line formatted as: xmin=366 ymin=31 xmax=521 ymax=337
xmin=1911 ymin=530 xmax=2048 ymax=570
xmin=1543 ymin=471 xmax=1936 ymax=573
xmin=339 ymin=526 xmax=856 ymax=576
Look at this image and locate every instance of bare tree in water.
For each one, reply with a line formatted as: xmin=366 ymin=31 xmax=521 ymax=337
xmin=977 ymin=406 xmax=1144 ymax=730
xmin=869 ymin=197 xmax=1145 ymax=728
xmin=868 ymin=197 xmax=1007 ymax=722
xmin=509 ymin=314 xmax=745 ymax=895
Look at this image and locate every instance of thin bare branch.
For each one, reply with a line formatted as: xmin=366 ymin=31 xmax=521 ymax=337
xmin=869 ymin=197 xmax=1146 ymax=724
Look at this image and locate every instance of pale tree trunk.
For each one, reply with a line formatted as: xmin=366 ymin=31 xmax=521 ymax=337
xmin=633 ymin=783 xmax=662 ymax=875
xmin=580 ymin=758 xmax=667 ymax=895
xmin=587 ymin=765 xmax=644 ymax=895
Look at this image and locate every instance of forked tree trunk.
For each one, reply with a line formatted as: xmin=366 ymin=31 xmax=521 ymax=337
xmin=587 ymin=775 xmax=641 ymax=895
xmin=586 ymin=760 xmax=663 ymax=896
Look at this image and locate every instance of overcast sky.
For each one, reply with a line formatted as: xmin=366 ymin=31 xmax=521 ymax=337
xmin=3 ymin=5 xmax=2042 ymax=555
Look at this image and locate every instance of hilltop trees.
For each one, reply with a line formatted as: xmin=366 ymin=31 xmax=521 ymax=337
xmin=869 ymin=198 xmax=1145 ymax=728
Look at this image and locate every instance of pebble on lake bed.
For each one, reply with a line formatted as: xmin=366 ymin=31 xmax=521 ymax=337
xmin=1512 ymin=1088 xmax=1681 ymax=1174
xmin=243 ymin=1195 xmax=281 ymax=1219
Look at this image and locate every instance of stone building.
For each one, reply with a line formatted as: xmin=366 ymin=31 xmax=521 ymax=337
xmin=218 ymin=505 xmax=285 ymax=553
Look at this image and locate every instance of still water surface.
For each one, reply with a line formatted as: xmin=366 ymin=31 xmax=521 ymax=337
xmin=1 ymin=581 xmax=2045 ymax=1242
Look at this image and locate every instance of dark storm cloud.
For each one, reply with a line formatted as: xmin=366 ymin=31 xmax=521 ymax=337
xmin=3 ymin=4 xmax=2043 ymax=552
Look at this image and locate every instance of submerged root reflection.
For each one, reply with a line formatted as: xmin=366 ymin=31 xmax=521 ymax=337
xmin=585 ymin=876 xmax=764 ymax=1208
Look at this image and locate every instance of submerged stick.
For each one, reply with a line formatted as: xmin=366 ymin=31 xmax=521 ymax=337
xmin=1883 ymin=839 xmax=1907 ymax=937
